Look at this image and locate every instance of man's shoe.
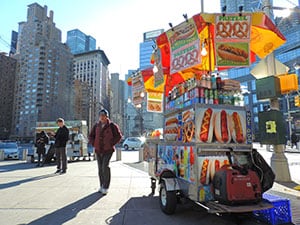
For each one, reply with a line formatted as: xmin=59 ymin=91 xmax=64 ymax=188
xmin=60 ymin=171 xmax=66 ymax=174
xmin=101 ymin=188 xmax=108 ymax=195
xmin=98 ymin=187 xmax=103 ymax=193
xmin=55 ymin=169 xmax=60 ymax=174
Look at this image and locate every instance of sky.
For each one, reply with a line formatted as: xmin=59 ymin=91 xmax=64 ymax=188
xmin=0 ymin=0 xmax=298 ymax=79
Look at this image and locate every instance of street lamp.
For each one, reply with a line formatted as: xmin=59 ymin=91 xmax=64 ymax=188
xmin=127 ymin=92 xmax=145 ymax=137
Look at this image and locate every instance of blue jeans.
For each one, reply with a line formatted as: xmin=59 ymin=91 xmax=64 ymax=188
xmin=96 ymin=152 xmax=113 ymax=189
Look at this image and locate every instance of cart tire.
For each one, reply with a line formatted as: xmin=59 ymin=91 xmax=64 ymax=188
xmin=159 ymin=181 xmax=177 ymax=214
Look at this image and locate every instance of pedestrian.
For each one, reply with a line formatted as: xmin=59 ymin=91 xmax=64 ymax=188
xmin=35 ymin=130 xmax=49 ymax=167
xmin=54 ymin=118 xmax=69 ymax=174
xmin=291 ymin=132 xmax=298 ymax=149
xmin=89 ymin=109 xmax=122 ymax=195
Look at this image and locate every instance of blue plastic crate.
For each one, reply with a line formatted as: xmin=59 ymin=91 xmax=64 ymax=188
xmin=253 ymin=193 xmax=292 ymax=225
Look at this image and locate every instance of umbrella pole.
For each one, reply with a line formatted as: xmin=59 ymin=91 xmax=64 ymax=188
xmin=207 ymin=23 xmax=212 ymax=73
xmin=262 ymin=0 xmax=291 ymax=182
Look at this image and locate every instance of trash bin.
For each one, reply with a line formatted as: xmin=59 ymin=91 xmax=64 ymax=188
xmin=116 ymin=148 xmax=121 ymax=161
xmin=22 ymin=149 xmax=28 ymax=161
xmin=0 ymin=150 xmax=4 ymax=161
xmin=138 ymin=147 xmax=144 ymax=162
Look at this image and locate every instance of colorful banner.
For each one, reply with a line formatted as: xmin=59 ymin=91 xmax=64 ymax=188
xmin=132 ymin=72 xmax=145 ymax=105
xmin=166 ymin=18 xmax=201 ymax=74
xmin=147 ymin=92 xmax=163 ymax=113
xmin=153 ymin=48 xmax=164 ymax=88
xmin=214 ymin=13 xmax=251 ymax=67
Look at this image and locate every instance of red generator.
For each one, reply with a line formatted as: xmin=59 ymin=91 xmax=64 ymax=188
xmin=213 ymin=165 xmax=262 ymax=205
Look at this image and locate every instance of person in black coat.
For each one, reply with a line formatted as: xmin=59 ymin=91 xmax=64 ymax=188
xmin=35 ymin=131 xmax=49 ymax=167
xmin=54 ymin=118 xmax=69 ymax=174
xmin=291 ymin=132 xmax=298 ymax=149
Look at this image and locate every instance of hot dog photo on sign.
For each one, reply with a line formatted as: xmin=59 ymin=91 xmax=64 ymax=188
xmin=195 ymin=107 xmax=214 ymax=143
xmin=216 ymin=42 xmax=250 ymax=67
xmin=195 ymin=107 xmax=247 ymax=144
xmin=164 ymin=115 xmax=179 ymax=141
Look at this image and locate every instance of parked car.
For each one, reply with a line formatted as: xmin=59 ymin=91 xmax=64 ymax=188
xmin=0 ymin=142 xmax=19 ymax=159
xmin=122 ymin=137 xmax=145 ymax=150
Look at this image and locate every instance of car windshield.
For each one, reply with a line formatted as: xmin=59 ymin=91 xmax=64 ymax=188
xmin=0 ymin=143 xmax=18 ymax=148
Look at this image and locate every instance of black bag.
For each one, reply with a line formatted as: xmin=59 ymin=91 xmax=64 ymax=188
xmin=250 ymin=148 xmax=275 ymax=192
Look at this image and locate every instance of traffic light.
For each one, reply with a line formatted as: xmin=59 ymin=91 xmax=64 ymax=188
xmin=295 ymin=95 xmax=300 ymax=107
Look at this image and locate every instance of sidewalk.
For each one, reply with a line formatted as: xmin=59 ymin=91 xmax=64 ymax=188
xmin=0 ymin=150 xmax=298 ymax=225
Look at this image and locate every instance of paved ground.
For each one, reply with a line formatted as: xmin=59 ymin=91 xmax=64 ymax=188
xmin=0 ymin=147 xmax=298 ymax=225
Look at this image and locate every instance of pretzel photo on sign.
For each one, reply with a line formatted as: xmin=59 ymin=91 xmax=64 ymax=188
xmin=232 ymin=21 xmax=249 ymax=39
xmin=183 ymin=120 xmax=195 ymax=143
xmin=216 ymin=21 xmax=232 ymax=38
xmin=216 ymin=21 xmax=250 ymax=39
xmin=172 ymin=48 xmax=199 ymax=71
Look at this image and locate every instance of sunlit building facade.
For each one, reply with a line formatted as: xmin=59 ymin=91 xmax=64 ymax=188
xmin=12 ymin=3 xmax=74 ymax=139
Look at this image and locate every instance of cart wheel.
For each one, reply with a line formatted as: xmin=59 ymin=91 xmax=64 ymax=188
xmin=159 ymin=181 xmax=177 ymax=214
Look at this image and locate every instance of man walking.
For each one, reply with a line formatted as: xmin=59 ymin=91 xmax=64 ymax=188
xmin=54 ymin=118 xmax=69 ymax=174
xmin=89 ymin=109 xmax=122 ymax=194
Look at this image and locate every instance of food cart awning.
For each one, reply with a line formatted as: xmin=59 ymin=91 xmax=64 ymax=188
xmin=154 ymin=12 xmax=286 ymax=74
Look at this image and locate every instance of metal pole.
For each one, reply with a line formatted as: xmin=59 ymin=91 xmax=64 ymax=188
xmin=200 ymin=0 xmax=204 ymax=13
xmin=286 ymin=94 xmax=292 ymax=146
xmin=263 ymin=0 xmax=291 ymax=182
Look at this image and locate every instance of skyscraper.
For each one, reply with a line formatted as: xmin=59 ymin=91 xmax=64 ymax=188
xmin=137 ymin=29 xmax=164 ymax=135
xmin=0 ymin=53 xmax=17 ymax=139
xmin=10 ymin=30 xmax=18 ymax=55
xmin=66 ymin=29 xmax=96 ymax=54
xmin=73 ymin=49 xmax=110 ymax=128
xmin=220 ymin=0 xmax=263 ymax=13
xmin=111 ymin=73 xmax=125 ymax=132
xmin=139 ymin=29 xmax=164 ymax=70
xmin=12 ymin=3 xmax=74 ymax=139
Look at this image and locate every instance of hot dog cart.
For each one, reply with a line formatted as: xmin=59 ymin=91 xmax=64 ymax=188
xmin=133 ymin=11 xmax=286 ymax=215
xmin=143 ymin=88 xmax=273 ymax=214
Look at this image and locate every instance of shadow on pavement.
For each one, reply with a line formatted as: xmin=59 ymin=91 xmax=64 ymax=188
xmin=25 ymin=192 xmax=103 ymax=225
xmin=0 ymin=161 xmax=45 ymax=173
xmin=277 ymin=181 xmax=300 ymax=190
xmin=107 ymin=196 xmax=269 ymax=225
xmin=0 ymin=173 xmax=57 ymax=190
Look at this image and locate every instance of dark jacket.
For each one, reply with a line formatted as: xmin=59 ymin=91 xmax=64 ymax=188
xmin=35 ymin=132 xmax=49 ymax=154
xmin=89 ymin=119 xmax=122 ymax=154
xmin=291 ymin=133 xmax=298 ymax=143
xmin=54 ymin=125 xmax=69 ymax=147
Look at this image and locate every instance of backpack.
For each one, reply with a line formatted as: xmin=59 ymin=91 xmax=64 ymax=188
xmin=250 ymin=148 xmax=275 ymax=192
xmin=109 ymin=122 xmax=122 ymax=144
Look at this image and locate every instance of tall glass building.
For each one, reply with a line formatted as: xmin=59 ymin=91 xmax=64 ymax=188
xmin=220 ymin=0 xmax=300 ymax=139
xmin=139 ymin=29 xmax=164 ymax=70
xmin=66 ymin=29 xmax=96 ymax=54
